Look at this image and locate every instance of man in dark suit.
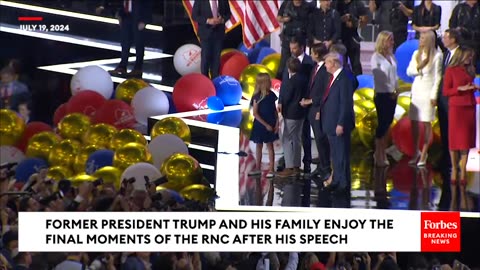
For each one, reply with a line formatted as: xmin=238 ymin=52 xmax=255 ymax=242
xmin=321 ymin=52 xmax=355 ymax=208
xmin=101 ymin=0 xmax=153 ymax=77
xmin=282 ymin=37 xmax=315 ymax=174
xmin=192 ymin=0 xmax=231 ymax=79
xmin=299 ymin=43 xmax=331 ymax=180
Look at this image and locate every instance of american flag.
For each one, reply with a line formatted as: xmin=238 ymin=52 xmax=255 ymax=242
xmin=183 ymin=1 xmax=280 ymax=48
xmin=182 ymin=0 xmax=241 ymax=37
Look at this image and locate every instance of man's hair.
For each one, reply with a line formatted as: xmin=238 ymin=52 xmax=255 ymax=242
xmin=287 ymin=57 xmax=301 ymax=73
xmin=311 ymin=43 xmax=329 ymax=60
xmin=289 ymin=35 xmax=306 ymax=48
xmin=0 ymin=66 xmax=15 ymax=76
xmin=329 ymin=43 xmax=347 ymax=56
xmin=445 ymin=28 xmax=461 ymax=44
xmin=325 ymin=52 xmax=343 ymax=67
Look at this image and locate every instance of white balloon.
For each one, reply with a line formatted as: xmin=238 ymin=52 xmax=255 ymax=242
xmin=148 ymin=134 xmax=189 ymax=170
xmin=70 ymin=65 xmax=114 ymax=99
xmin=173 ymin=44 xmax=202 ymax=76
xmin=0 ymin=146 xmax=26 ymax=165
xmin=131 ymin=87 xmax=170 ymax=125
xmin=121 ymin=162 xmax=161 ymax=191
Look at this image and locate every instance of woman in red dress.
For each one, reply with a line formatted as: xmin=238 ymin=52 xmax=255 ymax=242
xmin=442 ymin=47 xmax=477 ymax=211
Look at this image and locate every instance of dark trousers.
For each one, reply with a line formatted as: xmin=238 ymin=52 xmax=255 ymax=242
xmin=302 ymin=111 xmax=312 ymax=170
xmin=344 ymin=40 xmax=362 ymax=76
xmin=374 ymin=93 xmax=397 ymax=138
xmin=437 ymin=93 xmax=451 ymax=168
xmin=119 ymin=15 xmax=145 ymax=70
xmin=393 ymin=30 xmax=408 ymax=51
xmin=328 ymin=132 xmax=352 ymax=208
xmin=200 ymin=31 xmax=224 ymax=79
xmin=308 ymin=107 xmax=331 ymax=174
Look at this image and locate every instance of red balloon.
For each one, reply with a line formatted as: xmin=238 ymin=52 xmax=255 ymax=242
xmin=220 ymin=51 xmax=250 ymax=80
xmin=271 ymin=79 xmax=282 ymax=93
xmin=392 ymin=116 xmax=434 ymax=157
xmin=53 ymin=103 xmax=68 ymax=126
xmin=92 ymin=100 xmax=136 ymax=129
xmin=66 ymin=90 xmax=106 ymax=117
xmin=173 ymin=73 xmax=216 ymax=112
xmin=16 ymin=121 xmax=53 ymax=152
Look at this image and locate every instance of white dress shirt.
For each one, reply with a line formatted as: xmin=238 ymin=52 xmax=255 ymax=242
xmin=330 ymin=67 xmax=343 ymax=87
xmin=371 ymin=52 xmax=398 ymax=93
xmin=297 ymin=53 xmax=305 ymax=63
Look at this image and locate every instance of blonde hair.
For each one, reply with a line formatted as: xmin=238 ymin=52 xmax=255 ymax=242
xmin=449 ymin=47 xmax=476 ymax=76
xmin=375 ymin=31 xmax=394 ymax=57
xmin=325 ymin=52 xmax=343 ymax=68
xmin=416 ymin=30 xmax=437 ymax=70
xmin=253 ymin=73 xmax=272 ymax=99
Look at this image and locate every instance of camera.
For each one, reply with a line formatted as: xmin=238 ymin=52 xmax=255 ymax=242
xmin=119 ymin=177 xmax=136 ymax=195
xmin=144 ymin=175 xmax=168 ymax=189
xmin=92 ymin=177 xmax=104 ymax=187
xmin=0 ymin=162 xmax=17 ymax=180
xmin=39 ymin=191 xmax=64 ymax=206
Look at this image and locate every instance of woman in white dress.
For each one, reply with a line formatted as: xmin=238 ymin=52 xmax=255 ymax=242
xmin=406 ymin=30 xmax=443 ymax=166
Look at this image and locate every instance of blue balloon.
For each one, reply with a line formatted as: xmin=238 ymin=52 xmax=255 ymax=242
xmin=254 ymin=39 xmax=270 ymax=49
xmin=395 ymin=39 xmax=419 ymax=83
xmin=247 ymin=47 xmax=262 ymax=64
xmin=86 ymin=149 xmax=114 ymax=174
xmin=238 ymin=43 xmax=254 ymax=56
xmin=473 ymin=77 xmax=480 ymax=87
xmin=207 ymin=112 xmax=224 ymax=124
xmin=15 ymin=158 xmax=48 ymax=183
xmin=356 ymin=74 xmax=374 ymax=89
xmin=255 ymin=47 xmax=277 ymax=64
xmin=213 ymin=75 xmax=243 ymax=105
xmin=207 ymin=96 xmax=224 ymax=111
xmin=166 ymin=189 xmax=185 ymax=203
xmin=164 ymin=92 xmax=177 ymax=114
xmin=219 ymin=110 xmax=242 ymax=128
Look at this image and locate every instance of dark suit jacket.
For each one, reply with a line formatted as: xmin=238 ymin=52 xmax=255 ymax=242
xmin=279 ymin=73 xmax=309 ymax=120
xmin=192 ymin=0 xmax=231 ymax=40
xmin=321 ymin=69 xmax=355 ymax=135
xmin=309 ymin=63 xmax=329 ymax=108
xmin=103 ymin=0 xmax=153 ymax=23
xmin=280 ymin=54 xmax=315 ymax=98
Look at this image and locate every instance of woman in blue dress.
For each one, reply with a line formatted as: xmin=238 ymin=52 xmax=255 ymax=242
xmin=249 ymin=73 xmax=279 ymax=178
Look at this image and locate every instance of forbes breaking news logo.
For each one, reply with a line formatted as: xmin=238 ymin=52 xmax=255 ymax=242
xmin=421 ymin=212 xmax=460 ymax=252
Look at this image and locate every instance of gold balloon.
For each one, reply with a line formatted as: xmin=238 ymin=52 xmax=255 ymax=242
xmin=221 ymin=48 xmax=236 ymax=56
xmin=115 ymin=78 xmax=149 ymax=103
xmin=113 ymin=142 xmax=151 ymax=170
xmin=239 ymin=64 xmax=275 ymax=99
xmin=160 ymin=153 xmax=203 ymax=191
xmin=83 ymin=123 xmax=117 ymax=148
xmin=397 ymin=96 xmax=411 ymax=111
xmin=69 ymin=173 xmax=96 ymax=187
xmin=92 ymin=166 xmax=122 ymax=189
xmin=240 ymin=108 xmax=254 ymax=136
xmin=109 ymin=128 xmax=147 ymax=150
xmin=354 ymin=99 xmax=376 ymax=112
xmin=48 ymin=139 xmax=81 ymax=168
xmin=353 ymin=92 xmax=362 ymax=101
xmin=356 ymin=88 xmax=375 ymax=100
xmin=47 ymin=166 xmax=73 ymax=181
xmin=0 ymin=109 xmax=25 ymax=145
xmin=357 ymin=110 xmax=378 ymax=148
xmin=73 ymin=144 xmax=102 ymax=173
xmin=261 ymin=53 xmax=281 ymax=77
xmin=26 ymin=131 xmax=60 ymax=159
xmin=58 ymin=113 xmax=91 ymax=140
xmin=151 ymin=117 xmax=191 ymax=143
xmin=180 ymin=184 xmax=216 ymax=203
xmin=432 ymin=119 xmax=440 ymax=139
xmin=398 ymin=79 xmax=412 ymax=92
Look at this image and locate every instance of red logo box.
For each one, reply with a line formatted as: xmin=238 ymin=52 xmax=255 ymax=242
xmin=421 ymin=212 xmax=461 ymax=252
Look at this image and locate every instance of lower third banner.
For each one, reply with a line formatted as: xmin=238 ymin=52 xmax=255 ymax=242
xmin=18 ymin=209 xmax=460 ymax=252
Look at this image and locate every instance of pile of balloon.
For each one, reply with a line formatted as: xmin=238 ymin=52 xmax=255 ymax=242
xmin=0 ymin=66 xmax=218 ymax=205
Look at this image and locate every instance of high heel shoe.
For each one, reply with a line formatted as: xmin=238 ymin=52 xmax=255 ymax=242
xmin=417 ymin=154 xmax=428 ymax=167
xmin=408 ymin=151 xmax=421 ymax=166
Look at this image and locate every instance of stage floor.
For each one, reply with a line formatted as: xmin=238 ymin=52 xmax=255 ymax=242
xmin=2 ymin=5 xmax=479 ymax=216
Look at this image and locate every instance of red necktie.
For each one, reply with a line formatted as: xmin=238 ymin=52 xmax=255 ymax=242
xmin=323 ymin=74 xmax=334 ymax=101
xmin=310 ymin=64 xmax=320 ymax=89
xmin=124 ymin=0 xmax=132 ymax=13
